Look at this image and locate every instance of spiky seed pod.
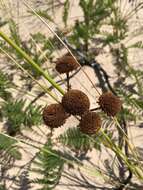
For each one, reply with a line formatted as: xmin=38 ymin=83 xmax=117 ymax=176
xmin=55 ymin=55 xmax=79 ymax=74
xmin=62 ymin=89 xmax=90 ymax=115
xmin=42 ymin=104 xmax=69 ymax=128
xmin=79 ymin=111 xmax=101 ymax=135
xmin=98 ymin=92 xmax=122 ymax=117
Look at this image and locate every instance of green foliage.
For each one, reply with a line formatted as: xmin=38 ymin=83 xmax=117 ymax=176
xmin=58 ymin=127 xmax=114 ymax=152
xmin=68 ymin=0 xmax=116 ymax=52
xmin=0 ymin=133 xmax=21 ymax=160
xmin=112 ymin=44 xmax=129 ymax=75
xmin=1 ymin=19 xmax=53 ymax=80
xmin=59 ymin=127 xmax=101 ymax=151
xmin=63 ymin=0 xmax=70 ymax=27
xmin=118 ymin=89 xmax=143 ymax=122
xmin=9 ymin=19 xmax=21 ymax=46
xmin=1 ymin=99 xmax=26 ymax=135
xmin=1 ymin=99 xmax=42 ymax=135
xmin=0 ymin=71 xmax=12 ymax=101
xmin=24 ymin=104 xmax=42 ymax=127
xmin=32 ymin=141 xmax=64 ymax=190
xmin=34 ymin=10 xmax=54 ymax=23
xmin=31 ymin=33 xmax=54 ymax=56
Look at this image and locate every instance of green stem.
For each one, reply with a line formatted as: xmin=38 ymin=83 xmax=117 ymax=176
xmin=100 ymin=130 xmax=143 ymax=180
xmin=0 ymin=31 xmax=64 ymax=95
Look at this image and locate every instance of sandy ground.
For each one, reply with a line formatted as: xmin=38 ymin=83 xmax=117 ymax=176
xmin=0 ymin=0 xmax=143 ymax=189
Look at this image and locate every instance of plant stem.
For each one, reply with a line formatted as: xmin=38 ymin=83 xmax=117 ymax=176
xmin=90 ymin=107 xmax=101 ymax=111
xmin=66 ymin=72 xmax=70 ymax=91
xmin=0 ymin=31 xmax=64 ymax=95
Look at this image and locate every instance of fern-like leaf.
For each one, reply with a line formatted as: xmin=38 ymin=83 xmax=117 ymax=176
xmin=63 ymin=0 xmax=70 ymax=27
xmin=0 ymin=71 xmax=12 ymax=101
xmin=1 ymin=99 xmax=25 ymax=135
xmin=9 ymin=19 xmax=21 ymax=46
xmin=32 ymin=10 xmax=54 ymax=23
xmin=0 ymin=133 xmax=21 ymax=160
xmin=24 ymin=104 xmax=42 ymax=127
xmin=58 ymin=127 xmax=102 ymax=152
xmin=31 ymin=141 xmax=64 ymax=190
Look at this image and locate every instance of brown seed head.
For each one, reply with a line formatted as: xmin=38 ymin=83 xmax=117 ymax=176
xmin=79 ymin=111 xmax=102 ymax=135
xmin=62 ymin=89 xmax=90 ymax=115
xmin=98 ymin=92 xmax=122 ymax=116
xmin=42 ymin=104 xmax=69 ymax=128
xmin=55 ymin=55 xmax=79 ymax=74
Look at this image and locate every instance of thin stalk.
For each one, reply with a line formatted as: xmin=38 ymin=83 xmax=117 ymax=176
xmin=113 ymin=117 xmax=141 ymax=163
xmin=0 ymin=31 xmax=64 ymax=95
xmin=90 ymin=107 xmax=101 ymax=111
xmin=100 ymin=130 xmax=143 ymax=180
xmin=66 ymin=72 xmax=70 ymax=91
xmin=0 ymin=47 xmax=59 ymax=103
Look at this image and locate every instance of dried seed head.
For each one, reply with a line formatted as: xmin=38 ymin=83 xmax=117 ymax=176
xmin=62 ymin=89 xmax=90 ymax=115
xmin=42 ymin=104 xmax=69 ymax=128
xmin=55 ymin=55 xmax=79 ymax=74
xmin=79 ymin=111 xmax=101 ymax=135
xmin=98 ymin=92 xmax=122 ymax=116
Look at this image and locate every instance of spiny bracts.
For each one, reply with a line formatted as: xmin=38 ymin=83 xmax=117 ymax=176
xmin=79 ymin=111 xmax=101 ymax=135
xmin=55 ymin=54 xmax=79 ymax=74
xmin=98 ymin=92 xmax=122 ymax=117
xmin=62 ymin=89 xmax=90 ymax=115
xmin=43 ymin=103 xmax=69 ymax=128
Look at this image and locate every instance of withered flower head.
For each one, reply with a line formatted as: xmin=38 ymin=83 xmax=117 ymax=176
xmin=55 ymin=55 xmax=79 ymax=74
xmin=43 ymin=103 xmax=69 ymax=128
xmin=79 ymin=111 xmax=101 ymax=135
xmin=62 ymin=89 xmax=90 ymax=115
xmin=98 ymin=92 xmax=122 ymax=116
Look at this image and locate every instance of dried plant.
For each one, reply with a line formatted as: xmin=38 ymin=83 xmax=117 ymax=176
xmin=0 ymin=0 xmax=143 ymax=189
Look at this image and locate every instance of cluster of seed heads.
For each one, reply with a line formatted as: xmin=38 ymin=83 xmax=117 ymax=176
xmin=42 ymin=55 xmax=122 ymax=135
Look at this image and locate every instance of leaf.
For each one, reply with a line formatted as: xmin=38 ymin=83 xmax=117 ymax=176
xmin=24 ymin=104 xmax=42 ymax=127
xmin=31 ymin=33 xmax=46 ymax=44
xmin=1 ymin=99 xmax=26 ymax=135
xmin=0 ymin=133 xmax=21 ymax=160
xmin=59 ymin=127 xmax=115 ymax=152
xmin=58 ymin=127 xmax=101 ymax=152
xmin=31 ymin=141 xmax=64 ymax=189
xmin=9 ymin=19 xmax=21 ymax=46
xmin=1 ymin=98 xmax=43 ymax=135
xmin=63 ymin=0 xmax=70 ymax=27
xmin=33 ymin=10 xmax=54 ymax=23
xmin=128 ymin=41 xmax=143 ymax=49
xmin=0 ymin=71 xmax=12 ymax=101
